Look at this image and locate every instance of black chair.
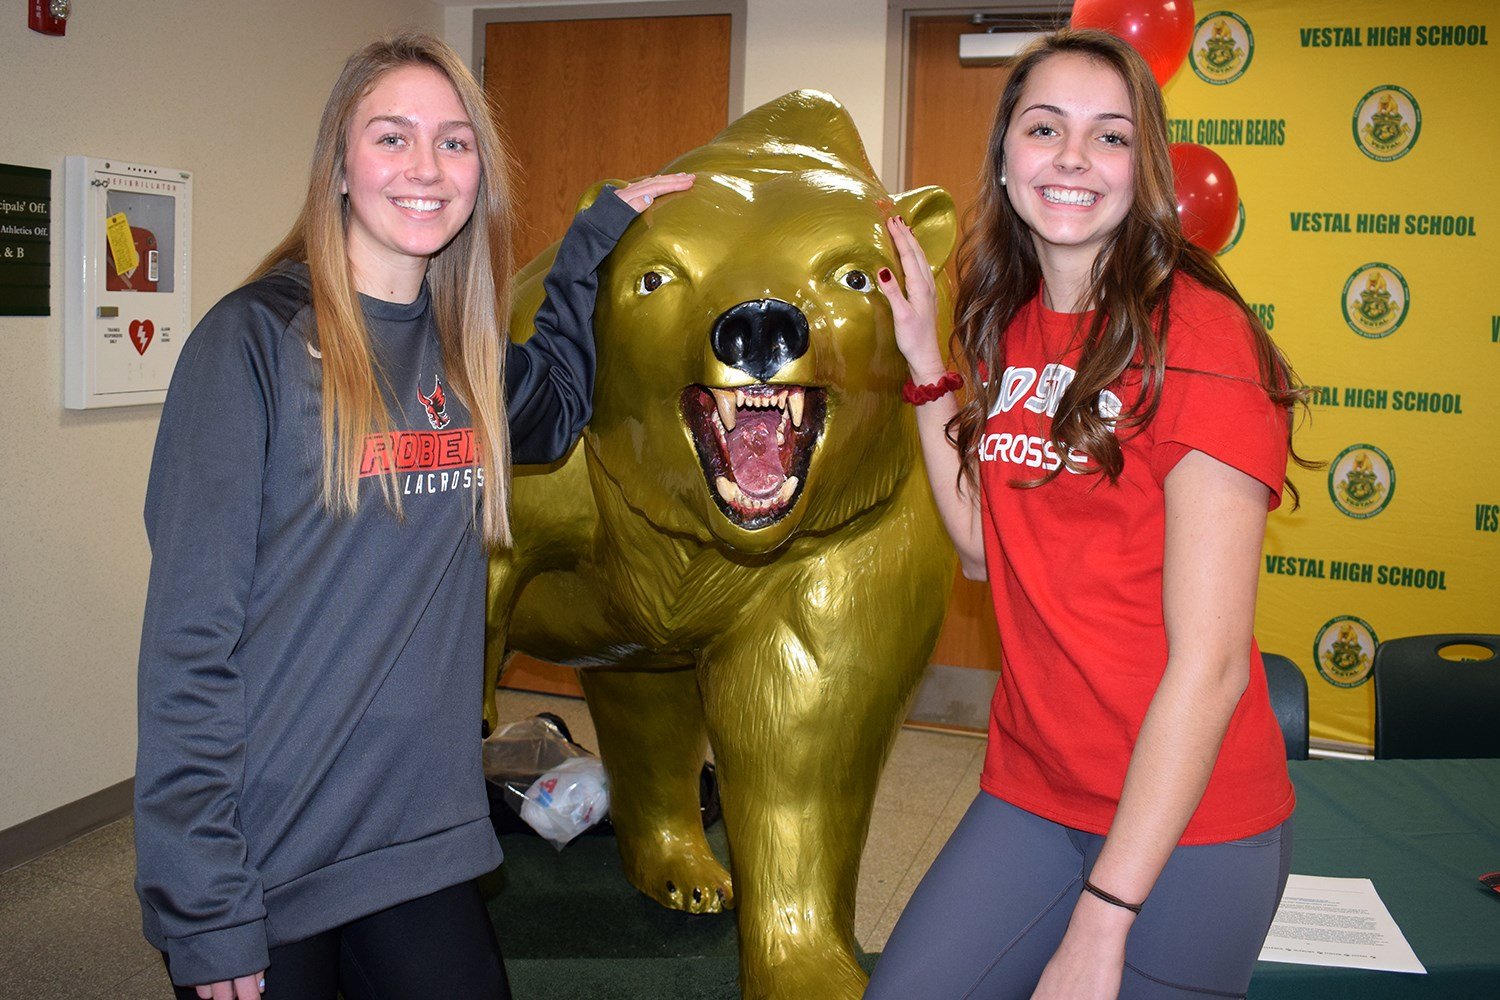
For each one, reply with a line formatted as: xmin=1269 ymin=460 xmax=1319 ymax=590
xmin=1373 ymin=634 xmax=1500 ymax=760
xmin=1261 ymin=653 xmax=1309 ymax=761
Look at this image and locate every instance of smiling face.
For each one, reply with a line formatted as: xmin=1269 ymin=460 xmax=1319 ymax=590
xmin=1002 ymin=53 xmax=1136 ymax=281
xmin=342 ymin=64 xmax=480 ymax=297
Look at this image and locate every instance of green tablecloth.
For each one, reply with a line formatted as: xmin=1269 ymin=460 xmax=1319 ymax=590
xmin=1250 ymin=758 xmax=1500 ymax=999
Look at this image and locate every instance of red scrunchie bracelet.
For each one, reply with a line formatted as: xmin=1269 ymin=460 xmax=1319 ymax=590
xmin=902 ymin=370 xmax=962 ymax=405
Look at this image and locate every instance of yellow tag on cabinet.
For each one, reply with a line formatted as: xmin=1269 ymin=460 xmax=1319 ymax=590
xmin=105 ymin=212 xmax=139 ymax=276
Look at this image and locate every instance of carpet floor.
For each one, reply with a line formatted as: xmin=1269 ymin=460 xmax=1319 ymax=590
xmin=484 ymin=824 xmax=877 ymax=999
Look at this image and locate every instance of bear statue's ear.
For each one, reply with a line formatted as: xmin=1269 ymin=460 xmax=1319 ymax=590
xmin=892 ymin=185 xmax=958 ymax=272
xmin=576 ymin=179 xmax=631 ymax=215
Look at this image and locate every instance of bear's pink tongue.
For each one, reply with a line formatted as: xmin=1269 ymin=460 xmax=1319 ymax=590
xmin=725 ymin=410 xmax=785 ymax=497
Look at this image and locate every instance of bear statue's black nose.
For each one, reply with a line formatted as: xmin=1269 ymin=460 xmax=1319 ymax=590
xmin=710 ymin=299 xmax=810 ymax=381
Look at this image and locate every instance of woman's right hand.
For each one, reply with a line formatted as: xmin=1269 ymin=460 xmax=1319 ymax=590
xmin=194 ymin=971 xmax=264 ymax=999
xmin=875 ymin=216 xmax=947 ymax=381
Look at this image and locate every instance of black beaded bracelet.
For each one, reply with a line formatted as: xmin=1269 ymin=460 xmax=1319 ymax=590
xmin=1082 ymin=878 xmax=1144 ymax=915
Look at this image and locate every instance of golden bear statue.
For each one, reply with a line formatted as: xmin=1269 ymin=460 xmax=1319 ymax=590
xmin=486 ymin=90 xmax=958 ymax=999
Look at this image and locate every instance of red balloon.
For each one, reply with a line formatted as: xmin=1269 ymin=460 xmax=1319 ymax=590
xmin=1169 ymin=143 xmax=1239 ymax=253
xmin=1071 ymin=0 xmax=1196 ymax=85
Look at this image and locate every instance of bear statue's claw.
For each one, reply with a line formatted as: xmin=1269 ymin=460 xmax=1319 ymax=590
xmin=626 ymin=839 xmax=735 ymax=914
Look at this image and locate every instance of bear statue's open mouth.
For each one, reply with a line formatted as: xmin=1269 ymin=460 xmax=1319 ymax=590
xmin=681 ymin=384 xmax=826 ymax=528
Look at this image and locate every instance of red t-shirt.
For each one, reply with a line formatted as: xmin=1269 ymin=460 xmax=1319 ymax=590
xmin=977 ymin=276 xmax=1295 ymax=845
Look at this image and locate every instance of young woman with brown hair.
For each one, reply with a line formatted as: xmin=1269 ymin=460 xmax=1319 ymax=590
xmin=133 ymin=30 xmax=690 ymax=1000
xmin=867 ymin=28 xmax=1305 ymax=1000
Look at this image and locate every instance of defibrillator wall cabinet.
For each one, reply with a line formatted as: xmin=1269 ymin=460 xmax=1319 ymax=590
xmin=64 ymin=156 xmax=192 ymax=409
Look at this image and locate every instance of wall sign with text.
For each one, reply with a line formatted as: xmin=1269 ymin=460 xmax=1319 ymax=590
xmin=0 ymin=164 xmax=51 ymax=317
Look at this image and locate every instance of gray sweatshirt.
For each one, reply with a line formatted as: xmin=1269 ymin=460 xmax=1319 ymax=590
xmin=134 ymin=191 xmax=636 ymax=986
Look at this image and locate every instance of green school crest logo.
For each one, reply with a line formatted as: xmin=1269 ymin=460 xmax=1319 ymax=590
xmin=1341 ymin=263 xmax=1409 ymax=338
xmin=1216 ymin=200 xmax=1246 ymax=257
xmin=1314 ymin=615 xmax=1378 ymax=689
xmin=1329 ymin=443 xmax=1395 ymax=519
xmin=1191 ymin=11 xmax=1253 ymax=85
xmin=1354 ymin=86 xmax=1421 ymax=161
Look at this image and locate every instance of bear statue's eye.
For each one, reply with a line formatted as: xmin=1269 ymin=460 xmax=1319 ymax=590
xmin=638 ymin=270 xmax=669 ymax=295
xmin=840 ymin=269 xmax=871 ymax=292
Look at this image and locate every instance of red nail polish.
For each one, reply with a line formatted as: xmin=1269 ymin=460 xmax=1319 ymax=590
xmin=879 ymin=268 xmax=893 ymax=282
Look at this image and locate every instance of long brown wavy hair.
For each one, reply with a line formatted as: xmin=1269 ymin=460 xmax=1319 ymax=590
xmin=950 ymin=28 xmax=1312 ymax=504
xmin=250 ymin=29 xmax=518 ymax=547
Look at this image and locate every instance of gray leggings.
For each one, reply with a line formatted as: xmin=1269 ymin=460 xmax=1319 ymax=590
xmin=866 ymin=793 xmax=1292 ymax=1000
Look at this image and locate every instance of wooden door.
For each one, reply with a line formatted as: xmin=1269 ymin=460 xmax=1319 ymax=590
xmin=485 ymin=15 xmax=732 ymax=265
xmin=485 ymin=14 xmax=731 ymax=696
xmin=904 ymin=16 xmax=1015 ymax=700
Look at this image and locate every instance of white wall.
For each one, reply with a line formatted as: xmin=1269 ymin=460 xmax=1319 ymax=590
xmin=0 ymin=0 xmax=440 ymax=833
xmin=442 ymin=0 xmax=892 ymax=176
xmin=743 ymin=0 xmax=890 ymax=175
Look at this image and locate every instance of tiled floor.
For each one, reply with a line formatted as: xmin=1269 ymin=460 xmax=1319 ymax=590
xmin=0 ymin=691 xmax=982 ymax=999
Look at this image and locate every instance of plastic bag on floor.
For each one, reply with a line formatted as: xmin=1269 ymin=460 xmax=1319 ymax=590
xmin=514 ymin=756 xmax=610 ymax=849
xmin=482 ymin=714 xmax=610 ymax=849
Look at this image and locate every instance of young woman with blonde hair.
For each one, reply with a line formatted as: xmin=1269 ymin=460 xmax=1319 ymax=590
xmin=867 ymin=28 xmax=1306 ymax=1000
xmin=134 ymin=29 xmax=690 ymax=1000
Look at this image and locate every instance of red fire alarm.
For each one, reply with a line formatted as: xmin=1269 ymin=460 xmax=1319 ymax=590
xmin=29 ymin=0 xmax=69 ymax=36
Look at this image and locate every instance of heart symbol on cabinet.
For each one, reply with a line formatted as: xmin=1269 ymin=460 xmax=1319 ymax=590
xmin=129 ymin=319 xmax=154 ymax=355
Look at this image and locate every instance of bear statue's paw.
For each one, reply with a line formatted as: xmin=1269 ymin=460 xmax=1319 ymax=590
xmin=622 ymin=837 xmax=735 ymax=914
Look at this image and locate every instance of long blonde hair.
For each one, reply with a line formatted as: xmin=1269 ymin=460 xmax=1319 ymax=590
xmin=251 ymin=29 xmax=517 ymax=547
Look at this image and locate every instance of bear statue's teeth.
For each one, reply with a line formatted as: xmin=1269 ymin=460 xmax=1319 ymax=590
xmin=710 ymin=388 xmax=738 ymax=431
xmin=713 ymin=474 xmax=801 ymax=513
xmin=684 ymin=383 xmax=823 ymax=527
xmin=709 ymin=386 xmax=805 ymax=430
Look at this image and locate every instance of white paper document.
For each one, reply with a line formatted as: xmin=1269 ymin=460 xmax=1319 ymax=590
xmin=1258 ymin=874 xmax=1426 ymax=974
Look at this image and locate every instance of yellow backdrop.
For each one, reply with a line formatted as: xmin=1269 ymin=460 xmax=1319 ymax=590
xmin=1162 ymin=0 xmax=1498 ymax=748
